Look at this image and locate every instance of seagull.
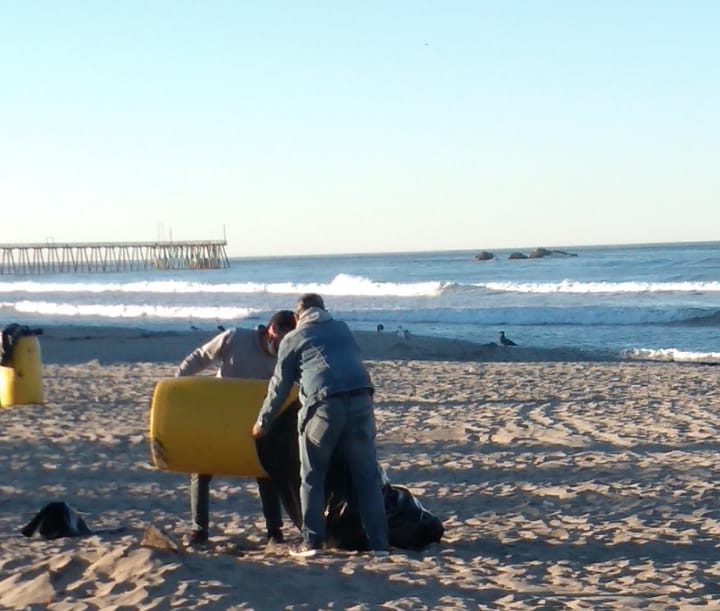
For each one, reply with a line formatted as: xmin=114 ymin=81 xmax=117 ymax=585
xmin=498 ymin=331 xmax=517 ymax=346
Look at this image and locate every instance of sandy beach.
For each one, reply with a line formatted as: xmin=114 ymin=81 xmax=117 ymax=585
xmin=2 ymin=325 xmax=720 ymax=609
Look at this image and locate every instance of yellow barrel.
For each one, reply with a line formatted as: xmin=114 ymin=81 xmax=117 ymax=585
xmin=149 ymin=377 xmax=298 ymax=477
xmin=0 ymin=335 xmax=45 ymax=408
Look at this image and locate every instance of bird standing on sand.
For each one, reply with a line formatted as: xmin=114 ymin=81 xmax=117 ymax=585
xmin=498 ymin=331 xmax=517 ymax=346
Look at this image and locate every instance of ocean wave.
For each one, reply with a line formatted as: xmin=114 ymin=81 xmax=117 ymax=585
xmin=622 ymin=348 xmax=720 ymax=364
xmin=7 ymin=301 xmax=260 ymax=321
xmin=680 ymin=310 xmax=720 ymax=325
xmin=0 ymin=274 xmax=444 ymax=298
xmin=4 ymin=300 xmax=720 ymax=328
xmin=480 ymin=280 xmax=720 ymax=294
xmin=7 ymin=276 xmax=719 ymax=299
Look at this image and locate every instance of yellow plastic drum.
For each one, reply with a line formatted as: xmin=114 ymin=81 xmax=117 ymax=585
xmin=149 ymin=377 xmax=298 ymax=477
xmin=0 ymin=335 xmax=44 ymax=408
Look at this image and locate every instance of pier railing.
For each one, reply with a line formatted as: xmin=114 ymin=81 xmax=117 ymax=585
xmin=0 ymin=240 xmax=230 ymax=274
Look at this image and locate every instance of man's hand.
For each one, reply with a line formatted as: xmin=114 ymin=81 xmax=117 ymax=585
xmin=251 ymin=423 xmax=264 ymax=439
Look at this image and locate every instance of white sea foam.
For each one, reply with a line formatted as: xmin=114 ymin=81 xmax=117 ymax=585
xmin=0 ymin=274 xmax=444 ymax=298
xmin=4 ymin=277 xmax=719 ymax=298
xmin=9 ymin=301 xmax=259 ymax=321
xmin=3 ymin=301 xmax=717 ymax=327
xmin=264 ymin=274 xmax=445 ymax=297
xmin=623 ymin=348 xmax=720 ymax=364
xmin=482 ymin=280 xmax=720 ymax=294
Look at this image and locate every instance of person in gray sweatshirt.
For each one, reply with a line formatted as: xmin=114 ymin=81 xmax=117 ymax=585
xmin=176 ymin=310 xmax=296 ymax=546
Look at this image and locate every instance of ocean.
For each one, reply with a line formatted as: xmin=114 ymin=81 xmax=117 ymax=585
xmin=1 ymin=242 xmax=719 ymax=363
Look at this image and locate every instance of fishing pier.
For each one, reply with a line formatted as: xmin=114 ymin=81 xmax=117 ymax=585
xmin=0 ymin=240 xmax=230 ymax=274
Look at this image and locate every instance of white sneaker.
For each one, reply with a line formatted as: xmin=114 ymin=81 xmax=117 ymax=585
xmin=289 ymin=543 xmax=321 ymax=558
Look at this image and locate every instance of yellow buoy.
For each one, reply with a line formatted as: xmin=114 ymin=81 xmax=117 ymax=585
xmin=149 ymin=377 xmax=298 ymax=477
xmin=0 ymin=334 xmax=45 ymax=408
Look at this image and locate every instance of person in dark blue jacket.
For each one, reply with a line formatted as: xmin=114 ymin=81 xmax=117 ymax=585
xmin=253 ymin=293 xmax=389 ymax=558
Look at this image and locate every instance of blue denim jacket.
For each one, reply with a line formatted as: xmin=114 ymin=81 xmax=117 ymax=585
xmin=255 ymin=308 xmax=373 ymax=434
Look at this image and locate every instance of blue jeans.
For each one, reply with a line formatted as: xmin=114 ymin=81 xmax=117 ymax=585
xmin=190 ymin=474 xmax=283 ymax=535
xmin=299 ymin=392 xmax=388 ymax=550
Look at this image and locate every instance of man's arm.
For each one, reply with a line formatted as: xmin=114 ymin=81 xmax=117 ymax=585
xmin=175 ymin=330 xmax=232 ymax=377
xmin=253 ymin=337 xmax=299 ymax=437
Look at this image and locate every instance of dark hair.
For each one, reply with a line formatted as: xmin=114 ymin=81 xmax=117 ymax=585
xmin=294 ymin=293 xmax=325 ymax=317
xmin=268 ymin=310 xmax=296 ymax=332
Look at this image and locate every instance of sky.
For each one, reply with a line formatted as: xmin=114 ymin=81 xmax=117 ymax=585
xmin=1 ymin=1 xmax=718 ymax=257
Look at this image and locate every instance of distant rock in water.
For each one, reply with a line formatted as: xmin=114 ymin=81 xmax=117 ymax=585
xmin=529 ymin=247 xmax=578 ymax=258
xmin=510 ymin=248 xmax=579 ymax=260
xmin=528 ymin=247 xmax=553 ymax=259
xmin=474 ymin=251 xmax=495 ymax=261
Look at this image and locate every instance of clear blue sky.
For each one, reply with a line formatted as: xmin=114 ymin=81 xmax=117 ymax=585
xmin=1 ymin=1 xmax=718 ymax=257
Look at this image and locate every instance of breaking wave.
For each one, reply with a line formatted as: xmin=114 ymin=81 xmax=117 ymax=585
xmin=5 ymin=301 xmax=260 ymax=321
xmin=4 ymin=302 xmax=720 ymax=327
xmin=623 ymin=348 xmax=720 ymax=364
xmin=0 ymin=274 xmax=444 ymax=298
xmin=480 ymin=280 xmax=720 ymax=294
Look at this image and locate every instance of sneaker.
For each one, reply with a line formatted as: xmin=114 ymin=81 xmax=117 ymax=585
xmin=267 ymin=528 xmax=284 ymax=544
xmin=288 ymin=543 xmax=321 ymax=558
xmin=371 ymin=549 xmax=390 ymax=558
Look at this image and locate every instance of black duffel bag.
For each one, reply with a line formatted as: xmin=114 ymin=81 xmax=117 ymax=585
xmin=324 ymin=480 xmax=444 ymax=551
xmin=256 ymin=402 xmax=444 ymax=552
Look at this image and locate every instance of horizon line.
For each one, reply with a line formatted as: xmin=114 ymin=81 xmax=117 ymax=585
xmin=226 ymin=239 xmax=720 ymax=261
